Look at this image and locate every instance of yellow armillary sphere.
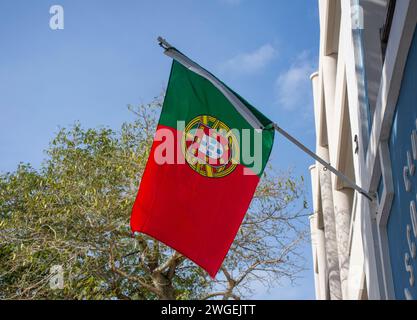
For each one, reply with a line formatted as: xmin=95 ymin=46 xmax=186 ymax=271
xmin=182 ymin=115 xmax=240 ymax=178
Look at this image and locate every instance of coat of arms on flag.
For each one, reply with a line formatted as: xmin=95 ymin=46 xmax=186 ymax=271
xmin=182 ymin=115 xmax=239 ymax=178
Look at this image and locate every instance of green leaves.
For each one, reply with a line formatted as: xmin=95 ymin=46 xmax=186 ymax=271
xmin=0 ymin=102 xmax=160 ymax=299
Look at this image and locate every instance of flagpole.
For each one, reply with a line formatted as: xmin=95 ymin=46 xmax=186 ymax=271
xmin=156 ymin=36 xmax=375 ymax=201
xmin=273 ymin=124 xmax=374 ymax=201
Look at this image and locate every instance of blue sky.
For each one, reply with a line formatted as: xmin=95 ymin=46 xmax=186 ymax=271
xmin=0 ymin=0 xmax=319 ymax=299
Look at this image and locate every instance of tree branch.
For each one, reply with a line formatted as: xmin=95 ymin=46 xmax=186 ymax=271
xmin=108 ymin=244 xmax=160 ymax=296
xmin=154 ymin=251 xmax=183 ymax=274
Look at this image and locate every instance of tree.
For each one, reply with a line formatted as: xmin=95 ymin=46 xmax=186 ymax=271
xmin=0 ymin=97 xmax=308 ymax=300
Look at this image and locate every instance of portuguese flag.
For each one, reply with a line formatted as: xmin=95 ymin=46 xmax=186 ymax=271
xmin=130 ymin=46 xmax=275 ymax=277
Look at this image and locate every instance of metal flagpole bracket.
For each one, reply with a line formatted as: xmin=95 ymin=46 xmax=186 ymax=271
xmin=273 ymin=123 xmax=375 ymax=202
xmin=157 ymin=36 xmax=173 ymax=51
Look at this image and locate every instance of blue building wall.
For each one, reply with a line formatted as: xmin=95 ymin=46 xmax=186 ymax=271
xmin=387 ymin=26 xmax=417 ymax=300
